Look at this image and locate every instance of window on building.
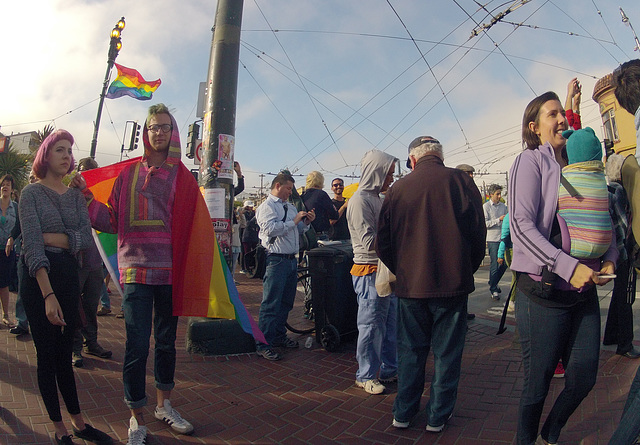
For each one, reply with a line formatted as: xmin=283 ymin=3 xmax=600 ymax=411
xmin=602 ymin=108 xmax=619 ymax=142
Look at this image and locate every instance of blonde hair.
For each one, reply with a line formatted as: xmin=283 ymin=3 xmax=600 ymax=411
xmin=306 ymin=171 xmax=324 ymax=189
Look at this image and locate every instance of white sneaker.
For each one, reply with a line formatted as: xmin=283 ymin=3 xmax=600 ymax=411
xmin=154 ymin=399 xmax=194 ymax=435
xmin=355 ymin=379 xmax=385 ymax=395
xmin=127 ymin=416 xmax=148 ymax=445
xmin=426 ymin=413 xmax=452 ymax=433
xmin=392 ymin=418 xmax=410 ymax=428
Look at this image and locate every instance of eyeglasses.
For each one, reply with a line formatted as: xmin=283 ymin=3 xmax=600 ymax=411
xmin=148 ymin=124 xmax=172 ymax=134
xmin=332 ymin=183 xmax=344 ymax=188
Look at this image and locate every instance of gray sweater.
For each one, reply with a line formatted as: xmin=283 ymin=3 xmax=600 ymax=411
xmin=346 ymin=150 xmax=397 ymax=265
xmin=19 ymin=183 xmax=92 ymax=277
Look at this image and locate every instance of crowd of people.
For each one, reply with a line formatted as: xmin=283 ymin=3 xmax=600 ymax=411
xmin=2 ymin=60 xmax=640 ymax=444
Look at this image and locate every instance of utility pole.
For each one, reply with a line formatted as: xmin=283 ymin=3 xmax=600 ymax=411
xmin=200 ymin=0 xmax=243 ymax=266
xmin=620 ymin=8 xmax=640 ymax=52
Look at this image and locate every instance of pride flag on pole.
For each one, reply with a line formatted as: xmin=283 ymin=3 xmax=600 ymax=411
xmin=106 ymin=63 xmax=161 ymax=100
xmin=81 ymin=158 xmax=266 ymax=344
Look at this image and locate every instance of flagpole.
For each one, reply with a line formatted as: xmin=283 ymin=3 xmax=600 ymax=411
xmin=90 ymin=17 xmax=125 ymax=159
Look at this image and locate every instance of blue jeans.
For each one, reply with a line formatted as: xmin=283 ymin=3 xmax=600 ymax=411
xmin=122 ymin=284 xmax=178 ymax=409
xmin=488 ymin=241 xmax=507 ymax=293
xmin=258 ymin=255 xmax=298 ymax=348
xmin=352 ymin=273 xmax=397 ymax=382
xmin=609 ymin=365 xmax=640 ymax=444
xmin=515 ymin=288 xmax=600 ymax=445
xmin=393 ymin=295 xmax=467 ymax=426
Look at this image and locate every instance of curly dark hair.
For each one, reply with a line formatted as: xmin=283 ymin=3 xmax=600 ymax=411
xmin=613 ymin=59 xmax=640 ymax=116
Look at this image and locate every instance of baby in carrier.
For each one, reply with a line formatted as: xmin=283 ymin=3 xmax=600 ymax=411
xmin=542 ymin=127 xmax=612 ymax=294
xmin=557 ymin=126 xmax=612 ymax=259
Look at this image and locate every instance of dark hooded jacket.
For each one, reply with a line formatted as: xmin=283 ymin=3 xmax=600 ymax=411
xmin=376 ymin=154 xmax=486 ymax=298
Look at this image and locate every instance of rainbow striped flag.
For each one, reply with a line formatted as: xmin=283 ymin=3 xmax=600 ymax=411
xmin=81 ymin=158 xmax=266 ymax=344
xmin=106 ymin=63 xmax=161 ymax=101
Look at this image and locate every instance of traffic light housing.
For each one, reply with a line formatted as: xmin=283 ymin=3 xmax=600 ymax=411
xmin=186 ymin=122 xmax=200 ymax=159
xmin=128 ymin=122 xmax=140 ymax=151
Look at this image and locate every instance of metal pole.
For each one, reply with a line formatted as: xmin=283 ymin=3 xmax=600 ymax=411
xmin=90 ymin=56 xmax=115 ymax=159
xmin=201 ymin=0 xmax=243 ymax=266
xmin=90 ymin=17 xmax=125 ymax=159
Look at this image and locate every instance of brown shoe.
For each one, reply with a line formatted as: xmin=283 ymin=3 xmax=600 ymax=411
xmin=85 ymin=344 xmax=112 ymax=359
xmin=96 ymin=306 xmax=111 ymax=316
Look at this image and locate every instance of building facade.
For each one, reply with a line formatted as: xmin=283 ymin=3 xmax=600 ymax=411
xmin=592 ymin=73 xmax=637 ymax=156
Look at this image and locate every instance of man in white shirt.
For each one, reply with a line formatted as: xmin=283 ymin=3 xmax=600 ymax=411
xmin=255 ymin=172 xmax=315 ymax=361
xmin=483 ymin=184 xmax=507 ymax=300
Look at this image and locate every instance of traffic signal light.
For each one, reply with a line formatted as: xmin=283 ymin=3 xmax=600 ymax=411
xmin=128 ymin=122 xmax=140 ymax=151
xmin=186 ymin=122 xmax=200 ymax=159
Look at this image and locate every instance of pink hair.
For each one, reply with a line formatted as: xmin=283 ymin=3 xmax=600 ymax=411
xmin=32 ymin=129 xmax=76 ymax=179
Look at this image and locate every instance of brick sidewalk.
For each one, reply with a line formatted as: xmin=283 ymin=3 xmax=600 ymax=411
xmin=0 ymin=272 xmax=637 ymax=444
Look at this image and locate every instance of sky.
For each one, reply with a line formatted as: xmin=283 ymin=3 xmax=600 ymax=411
xmin=2 ymin=0 xmax=639 ymax=198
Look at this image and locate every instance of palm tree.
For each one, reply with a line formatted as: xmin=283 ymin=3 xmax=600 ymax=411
xmin=0 ymin=144 xmax=31 ymax=191
xmin=31 ymin=124 xmax=55 ymax=158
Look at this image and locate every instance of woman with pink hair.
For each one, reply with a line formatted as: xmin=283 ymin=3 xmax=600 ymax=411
xmin=19 ymin=130 xmax=113 ymax=444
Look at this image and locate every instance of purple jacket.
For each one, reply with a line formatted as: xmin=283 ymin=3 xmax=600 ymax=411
xmin=508 ymin=142 xmax=617 ymax=286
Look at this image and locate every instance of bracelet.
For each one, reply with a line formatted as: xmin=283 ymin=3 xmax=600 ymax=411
xmin=43 ymin=292 xmax=55 ymax=300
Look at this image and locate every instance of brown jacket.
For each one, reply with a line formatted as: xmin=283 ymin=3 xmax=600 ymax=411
xmin=376 ymin=155 xmax=486 ymax=298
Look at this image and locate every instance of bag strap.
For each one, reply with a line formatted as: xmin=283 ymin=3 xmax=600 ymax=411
xmin=269 ymin=203 xmax=288 ymax=244
xmin=560 ymin=174 xmax=582 ymax=198
xmin=496 ymin=276 xmax=517 ymax=335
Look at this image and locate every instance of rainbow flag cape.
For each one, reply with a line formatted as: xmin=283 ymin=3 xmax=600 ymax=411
xmin=81 ymin=158 xmax=266 ymax=344
xmin=106 ymin=63 xmax=161 ymax=101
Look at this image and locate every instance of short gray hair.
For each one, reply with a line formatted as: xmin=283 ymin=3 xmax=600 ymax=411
xmin=410 ymin=140 xmax=443 ymax=161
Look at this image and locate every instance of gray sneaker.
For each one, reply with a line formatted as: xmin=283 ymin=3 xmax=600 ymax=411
xmin=127 ymin=417 xmax=147 ymax=445
xmin=154 ymin=400 xmax=194 ymax=435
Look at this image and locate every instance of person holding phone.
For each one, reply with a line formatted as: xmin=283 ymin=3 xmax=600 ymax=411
xmin=254 ymin=172 xmax=315 ymax=361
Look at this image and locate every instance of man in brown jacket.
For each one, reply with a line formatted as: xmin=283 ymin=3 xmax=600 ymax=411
xmin=376 ymin=136 xmax=486 ymax=433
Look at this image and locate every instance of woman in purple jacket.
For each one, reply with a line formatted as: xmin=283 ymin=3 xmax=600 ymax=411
xmin=508 ymin=91 xmax=617 ymax=445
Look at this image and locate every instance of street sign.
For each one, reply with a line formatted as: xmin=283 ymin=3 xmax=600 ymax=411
xmin=195 ymin=140 xmax=203 ymax=165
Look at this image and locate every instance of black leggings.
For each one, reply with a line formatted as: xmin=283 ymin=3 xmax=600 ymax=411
xmin=20 ymin=251 xmax=81 ymax=422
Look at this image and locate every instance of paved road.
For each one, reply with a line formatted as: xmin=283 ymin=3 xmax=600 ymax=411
xmin=0 ymin=262 xmax=638 ymax=444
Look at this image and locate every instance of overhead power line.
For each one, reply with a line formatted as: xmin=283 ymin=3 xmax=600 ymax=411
xmin=455 ymin=0 xmax=537 ymax=95
xmin=386 ymin=0 xmax=474 ymax=163
xmin=253 ymin=0 xmax=348 ymax=170
xmin=469 ymin=0 xmax=532 ymax=38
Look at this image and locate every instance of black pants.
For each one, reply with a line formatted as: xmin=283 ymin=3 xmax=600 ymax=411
xmin=20 ymin=251 xmax=81 ymax=422
xmin=603 ymin=257 xmax=635 ymax=354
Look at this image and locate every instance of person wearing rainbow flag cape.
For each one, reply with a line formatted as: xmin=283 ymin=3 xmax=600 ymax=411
xmin=71 ymin=104 xmax=194 ymax=445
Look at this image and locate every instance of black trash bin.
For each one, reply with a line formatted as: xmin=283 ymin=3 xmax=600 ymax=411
xmin=306 ymin=242 xmax=358 ymax=351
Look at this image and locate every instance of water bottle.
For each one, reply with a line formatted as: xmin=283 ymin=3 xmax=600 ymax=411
xmin=305 ymin=336 xmax=313 ymax=349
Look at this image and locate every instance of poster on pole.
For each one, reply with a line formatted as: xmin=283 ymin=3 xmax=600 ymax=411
xmin=203 ymin=188 xmax=226 ymax=219
xmin=217 ymin=134 xmax=234 ymax=180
